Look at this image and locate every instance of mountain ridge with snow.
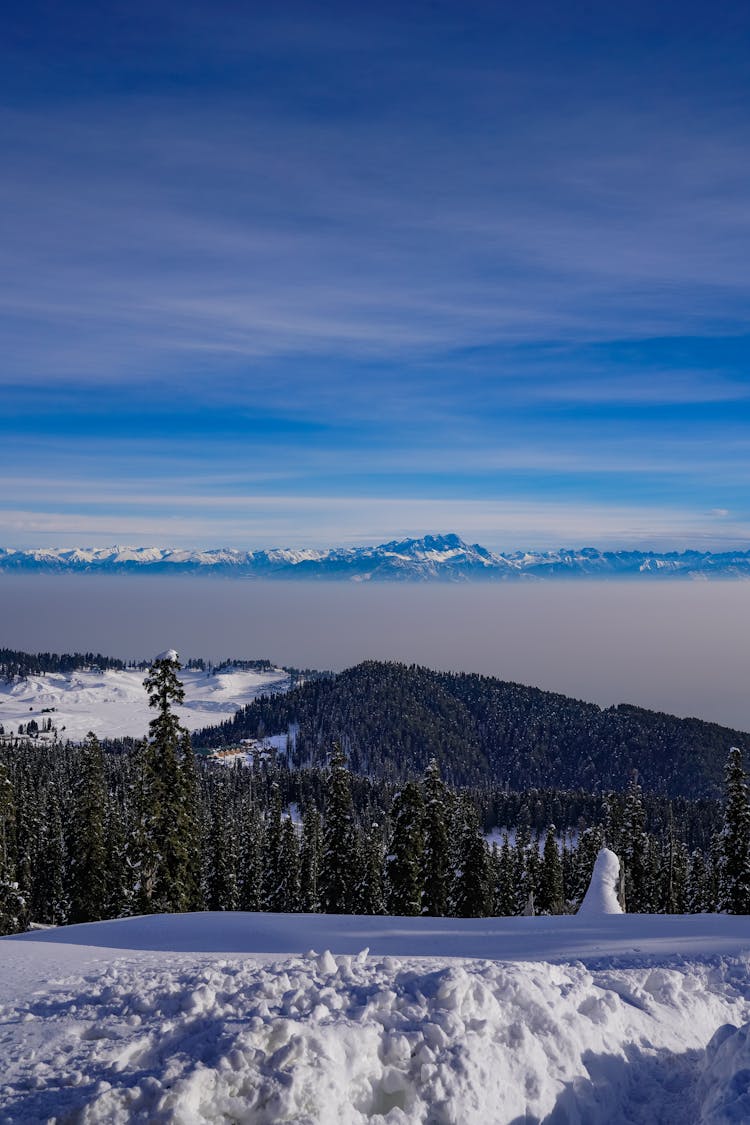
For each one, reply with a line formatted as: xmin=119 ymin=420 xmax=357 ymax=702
xmin=3 ymin=533 xmax=750 ymax=580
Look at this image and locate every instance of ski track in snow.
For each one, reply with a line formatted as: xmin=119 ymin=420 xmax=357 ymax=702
xmin=2 ymin=914 xmax=750 ymax=1123
xmin=0 ymin=667 xmax=289 ymax=741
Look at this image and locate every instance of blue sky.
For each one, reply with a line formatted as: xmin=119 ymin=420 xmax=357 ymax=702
xmin=2 ymin=0 xmax=750 ymax=550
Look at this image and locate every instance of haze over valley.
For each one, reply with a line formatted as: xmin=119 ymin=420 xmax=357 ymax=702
xmin=3 ymin=573 xmax=750 ymax=731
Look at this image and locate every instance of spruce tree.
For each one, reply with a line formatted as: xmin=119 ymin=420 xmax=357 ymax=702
xmin=103 ymin=798 xmax=130 ymax=919
xmin=622 ymin=773 xmax=648 ymax=912
xmin=262 ymin=783 xmax=283 ymax=910
xmin=139 ymin=651 xmax=198 ymax=914
xmin=718 ymin=747 xmax=750 ymax=914
xmin=275 ymin=816 xmax=301 ymax=912
xmin=31 ymin=798 xmax=69 ymax=925
xmin=238 ymin=806 xmax=265 ymax=911
xmin=386 ymin=782 xmax=425 ymax=916
xmin=687 ymin=849 xmax=712 ymax=914
xmin=355 ymin=820 xmax=386 ymax=915
xmin=69 ymin=732 xmax=107 ymax=923
xmin=319 ymin=744 xmax=356 ymax=913
xmin=0 ymin=761 xmax=26 ymax=935
xmin=206 ymin=782 xmax=238 ymax=911
xmin=299 ymin=806 xmax=321 ymax=913
xmin=421 ymin=759 xmax=450 ymax=917
xmin=452 ymin=797 xmax=491 ymax=918
xmin=495 ymin=832 xmax=516 ymax=916
xmin=512 ymin=824 xmax=534 ymax=916
xmin=537 ymin=825 xmax=565 ymax=915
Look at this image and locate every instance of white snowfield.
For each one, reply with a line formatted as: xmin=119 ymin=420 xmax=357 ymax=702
xmin=2 ymin=912 xmax=750 ymax=1124
xmin=0 ymin=666 xmax=289 ymax=741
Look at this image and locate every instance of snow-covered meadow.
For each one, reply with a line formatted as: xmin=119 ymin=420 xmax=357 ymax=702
xmin=2 ymin=911 xmax=750 ymax=1123
xmin=0 ymin=666 xmax=289 ymax=741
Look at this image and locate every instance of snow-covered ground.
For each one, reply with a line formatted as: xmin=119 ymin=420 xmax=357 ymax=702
xmin=0 ymin=666 xmax=289 ymax=741
xmin=2 ymin=912 xmax=750 ymax=1123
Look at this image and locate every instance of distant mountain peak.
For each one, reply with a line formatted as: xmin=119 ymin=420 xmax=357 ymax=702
xmin=1 ymin=536 xmax=750 ymax=581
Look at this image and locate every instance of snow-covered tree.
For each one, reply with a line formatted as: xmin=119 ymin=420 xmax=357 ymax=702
xmin=354 ymin=820 xmax=386 ymax=915
xmin=537 ymin=825 xmax=565 ymax=915
xmin=31 ymin=797 xmax=69 ymax=925
xmin=69 ymin=732 xmax=107 ymax=923
xmin=238 ymin=806 xmax=265 ymax=912
xmin=621 ymin=773 xmax=649 ymax=912
xmin=421 ymin=759 xmax=451 ymax=917
xmin=452 ymin=796 xmax=491 ymax=918
xmin=718 ymin=747 xmax=750 ymax=914
xmin=386 ymin=782 xmax=425 ymax=916
xmin=275 ymin=816 xmax=301 ymax=912
xmin=206 ymin=779 xmax=238 ymax=911
xmin=0 ymin=761 xmax=26 ymax=935
xmin=138 ymin=651 xmax=200 ymax=914
xmin=319 ymin=744 xmax=356 ymax=913
xmin=299 ymin=806 xmax=321 ymax=913
xmin=493 ymin=832 xmax=516 ymax=916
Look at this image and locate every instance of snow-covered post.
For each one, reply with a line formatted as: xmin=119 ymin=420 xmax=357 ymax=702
xmin=577 ymin=848 xmax=624 ymax=915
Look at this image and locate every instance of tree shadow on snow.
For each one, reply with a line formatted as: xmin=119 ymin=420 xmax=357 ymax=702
xmin=507 ymin=1041 xmax=704 ymax=1125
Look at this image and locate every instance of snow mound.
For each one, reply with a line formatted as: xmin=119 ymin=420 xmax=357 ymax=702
xmin=700 ymin=1020 xmax=750 ymax=1123
xmin=0 ymin=950 xmax=748 ymax=1124
xmin=578 ymin=847 xmax=623 ymax=915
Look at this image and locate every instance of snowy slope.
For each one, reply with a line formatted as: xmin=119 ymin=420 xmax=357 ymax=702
xmin=0 ymin=666 xmax=289 ymax=741
xmin=2 ymin=912 xmax=750 ymax=1123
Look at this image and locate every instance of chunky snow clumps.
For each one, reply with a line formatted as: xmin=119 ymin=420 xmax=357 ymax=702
xmin=1 ymin=949 xmax=749 ymax=1123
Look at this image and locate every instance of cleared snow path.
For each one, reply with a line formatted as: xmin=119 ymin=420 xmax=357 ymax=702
xmin=2 ymin=913 xmax=750 ymax=1123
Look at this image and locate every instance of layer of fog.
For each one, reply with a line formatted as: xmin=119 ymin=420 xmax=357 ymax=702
xmin=2 ymin=575 xmax=749 ymax=732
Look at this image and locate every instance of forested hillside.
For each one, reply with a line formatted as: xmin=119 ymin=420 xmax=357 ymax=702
xmin=0 ymin=649 xmax=125 ymax=680
xmin=194 ymin=661 xmax=748 ymax=798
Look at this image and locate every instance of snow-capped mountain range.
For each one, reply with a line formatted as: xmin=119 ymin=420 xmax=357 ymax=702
xmin=3 ymin=533 xmax=750 ymax=580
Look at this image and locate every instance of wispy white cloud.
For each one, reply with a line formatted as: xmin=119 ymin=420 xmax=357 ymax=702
xmin=2 ymin=497 xmax=749 ymax=553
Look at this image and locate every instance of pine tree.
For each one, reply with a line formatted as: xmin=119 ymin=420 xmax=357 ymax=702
xmin=495 ymin=832 xmax=516 ymax=916
xmin=262 ymin=783 xmax=283 ymax=910
xmin=69 ymin=732 xmax=107 ymax=923
xmin=622 ymin=773 xmax=649 ymax=912
xmin=355 ymin=820 xmax=386 ymax=915
xmin=275 ymin=816 xmax=301 ymax=912
xmin=31 ymin=798 xmax=69 ymax=925
xmin=687 ymin=849 xmax=713 ymax=913
xmin=299 ymin=806 xmax=321 ymax=913
xmin=0 ymin=761 xmax=26 ymax=935
xmin=139 ymin=652 xmax=198 ymax=913
xmin=238 ymin=806 xmax=265 ymax=911
xmin=103 ymin=798 xmax=130 ymax=918
xmin=386 ymin=781 xmax=425 ymax=916
xmin=179 ymin=730 xmax=203 ymax=910
xmin=452 ymin=797 xmax=491 ymax=918
xmin=512 ymin=824 xmax=534 ymax=916
xmin=206 ymin=781 xmax=238 ymax=911
xmin=718 ymin=747 xmax=750 ymax=914
xmin=421 ymin=759 xmax=450 ymax=917
xmin=537 ymin=825 xmax=565 ymax=915
xmin=319 ymin=744 xmax=356 ymax=914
